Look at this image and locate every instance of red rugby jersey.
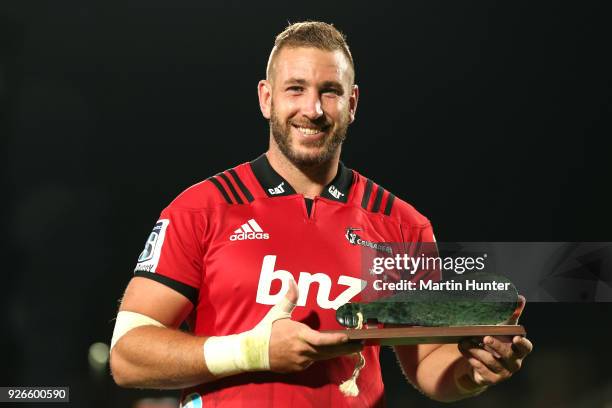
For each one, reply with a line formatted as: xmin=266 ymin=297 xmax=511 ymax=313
xmin=133 ymin=154 xmax=435 ymax=408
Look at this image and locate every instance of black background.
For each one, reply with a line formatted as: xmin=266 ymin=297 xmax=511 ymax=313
xmin=2 ymin=1 xmax=611 ymax=407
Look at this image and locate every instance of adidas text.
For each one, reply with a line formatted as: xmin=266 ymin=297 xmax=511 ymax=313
xmin=230 ymin=219 xmax=269 ymax=241
xmin=230 ymin=232 xmax=270 ymax=241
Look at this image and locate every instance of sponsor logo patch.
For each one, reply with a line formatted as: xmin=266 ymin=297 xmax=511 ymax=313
xmin=255 ymin=255 xmax=365 ymax=310
xmin=181 ymin=393 xmax=203 ymax=408
xmin=345 ymin=227 xmax=393 ymax=254
xmin=328 ymin=185 xmax=345 ymax=199
xmin=268 ymin=182 xmax=285 ymax=195
xmin=230 ymin=219 xmax=270 ymax=241
xmin=135 ymin=219 xmax=169 ymax=273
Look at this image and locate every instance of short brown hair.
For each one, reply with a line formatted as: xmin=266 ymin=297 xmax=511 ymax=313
xmin=266 ymin=21 xmax=355 ymax=84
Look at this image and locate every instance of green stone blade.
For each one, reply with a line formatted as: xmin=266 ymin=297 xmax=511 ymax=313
xmin=337 ymin=272 xmax=518 ymax=328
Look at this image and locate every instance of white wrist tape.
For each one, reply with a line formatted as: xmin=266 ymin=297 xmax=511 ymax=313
xmin=111 ymin=311 xmax=166 ymax=350
xmin=203 ymin=296 xmax=296 ymax=377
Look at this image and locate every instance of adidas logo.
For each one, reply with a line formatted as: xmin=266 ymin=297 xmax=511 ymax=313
xmin=230 ymin=219 xmax=270 ymax=241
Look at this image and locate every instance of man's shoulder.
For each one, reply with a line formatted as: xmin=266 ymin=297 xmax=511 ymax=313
xmin=165 ymin=161 xmax=256 ymax=211
xmin=351 ymin=170 xmax=431 ymax=229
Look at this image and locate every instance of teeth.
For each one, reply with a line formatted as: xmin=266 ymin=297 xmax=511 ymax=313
xmin=297 ymin=127 xmax=321 ymax=135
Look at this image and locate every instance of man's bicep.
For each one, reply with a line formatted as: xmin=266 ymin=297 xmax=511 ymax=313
xmin=119 ymin=276 xmax=194 ymax=329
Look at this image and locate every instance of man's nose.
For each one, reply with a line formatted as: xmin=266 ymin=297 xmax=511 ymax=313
xmin=300 ymin=92 xmax=324 ymax=120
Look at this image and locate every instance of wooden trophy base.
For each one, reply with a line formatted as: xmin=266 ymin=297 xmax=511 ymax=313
xmin=324 ymin=325 xmax=526 ymax=345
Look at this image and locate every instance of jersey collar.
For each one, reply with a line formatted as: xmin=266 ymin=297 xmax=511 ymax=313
xmin=249 ymin=153 xmax=354 ymax=203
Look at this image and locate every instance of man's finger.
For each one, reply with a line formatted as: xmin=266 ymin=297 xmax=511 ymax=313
xmin=459 ymin=340 xmax=506 ymax=375
xmin=481 ymin=336 xmax=520 ymax=372
xmin=299 ymin=326 xmax=349 ymax=347
xmin=511 ymin=336 xmax=533 ymax=358
xmin=483 ymin=336 xmax=514 ymax=360
xmin=309 ymin=342 xmax=364 ymax=360
xmin=468 ymin=357 xmax=503 ymax=386
xmin=466 ymin=336 xmax=504 ymax=359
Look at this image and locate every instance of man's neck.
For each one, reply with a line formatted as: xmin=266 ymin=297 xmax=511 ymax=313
xmin=266 ymin=143 xmax=340 ymax=199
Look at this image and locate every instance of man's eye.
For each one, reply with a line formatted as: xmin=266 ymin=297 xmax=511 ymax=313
xmin=287 ymin=86 xmax=303 ymax=92
xmin=322 ymin=89 xmax=341 ymax=95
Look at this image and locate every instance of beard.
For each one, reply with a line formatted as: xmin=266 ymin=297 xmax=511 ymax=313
xmin=270 ymin=101 xmax=349 ymax=168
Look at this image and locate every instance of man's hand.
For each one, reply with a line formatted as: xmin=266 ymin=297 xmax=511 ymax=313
xmin=458 ymin=295 xmax=533 ymax=387
xmin=268 ymin=279 xmax=363 ymax=373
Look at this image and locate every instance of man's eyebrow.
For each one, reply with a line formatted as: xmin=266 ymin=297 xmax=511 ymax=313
xmin=283 ymin=79 xmax=345 ymax=91
xmin=283 ymin=78 xmax=308 ymax=86
xmin=320 ymin=80 xmax=344 ymax=90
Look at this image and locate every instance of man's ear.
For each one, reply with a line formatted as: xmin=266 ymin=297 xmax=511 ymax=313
xmin=349 ymin=84 xmax=359 ymax=124
xmin=258 ymin=80 xmax=272 ymax=119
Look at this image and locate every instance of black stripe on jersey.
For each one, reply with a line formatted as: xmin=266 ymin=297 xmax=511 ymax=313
xmin=134 ymin=271 xmax=199 ymax=305
xmin=371 ymin=185 xmax=384 ymax=213
xmin=361 ymin=179 xmax=374 ymax=210
xmin=208 ymin=176 xmax=233 ymax=204
xmin=228 ymin=169 xmax=254 ymax=202
xmin=218 ymin=172 xmax=244 ymax=204
xmin=383 ymin=193 xmax=395 ymax=216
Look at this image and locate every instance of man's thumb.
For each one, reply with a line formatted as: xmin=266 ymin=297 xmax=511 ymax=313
xmin=260 ymin=278 xmax=298 ymax=325
xmin=271 ymin=278 xmax=298 ymax=319
xmin=284 ymin=277 xmax=299 ymax=307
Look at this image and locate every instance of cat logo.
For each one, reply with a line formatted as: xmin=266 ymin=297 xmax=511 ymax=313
xmin=328 ymin=185 xmax=345 ymax=199
xmin=268 ymin=182 xmax=285 ymax=195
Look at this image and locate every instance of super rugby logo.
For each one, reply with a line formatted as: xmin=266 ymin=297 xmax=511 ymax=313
xmin=230 ymin=219 xmax=270 ymax=241
xmin=135 ymin=219 xmax=170 ymax=273
xmin=345 ymin=227 xmax=393 ymax=254
xmin=256 ymin=255 xmax=365 ymax=310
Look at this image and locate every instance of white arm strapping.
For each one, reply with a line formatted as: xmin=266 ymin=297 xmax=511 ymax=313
xmin=110 ymin=311 xmax=166 ymax=350
xmin=203 ymin=296 xmax=296 ymax=378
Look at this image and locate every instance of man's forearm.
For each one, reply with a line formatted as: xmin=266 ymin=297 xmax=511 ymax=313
xmin=414 ymin=344 xmax=487 ymax=402
xmin=110 ymin=325 xmax=215 ymax=389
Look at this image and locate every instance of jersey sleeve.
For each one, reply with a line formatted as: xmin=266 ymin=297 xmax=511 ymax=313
xmin=398 ymin=219 xmax=440 ymax=283
xmin=418 ymin=223 xmax=435 ymax=243
xmin=133 ymin=206 xmax=205 ymax=304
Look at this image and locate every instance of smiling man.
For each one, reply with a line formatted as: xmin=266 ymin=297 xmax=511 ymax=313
xmin=267 ymin=46 xmax=353 ymax=167
xmin=110 ymin=22 xmax=532 ymax=407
